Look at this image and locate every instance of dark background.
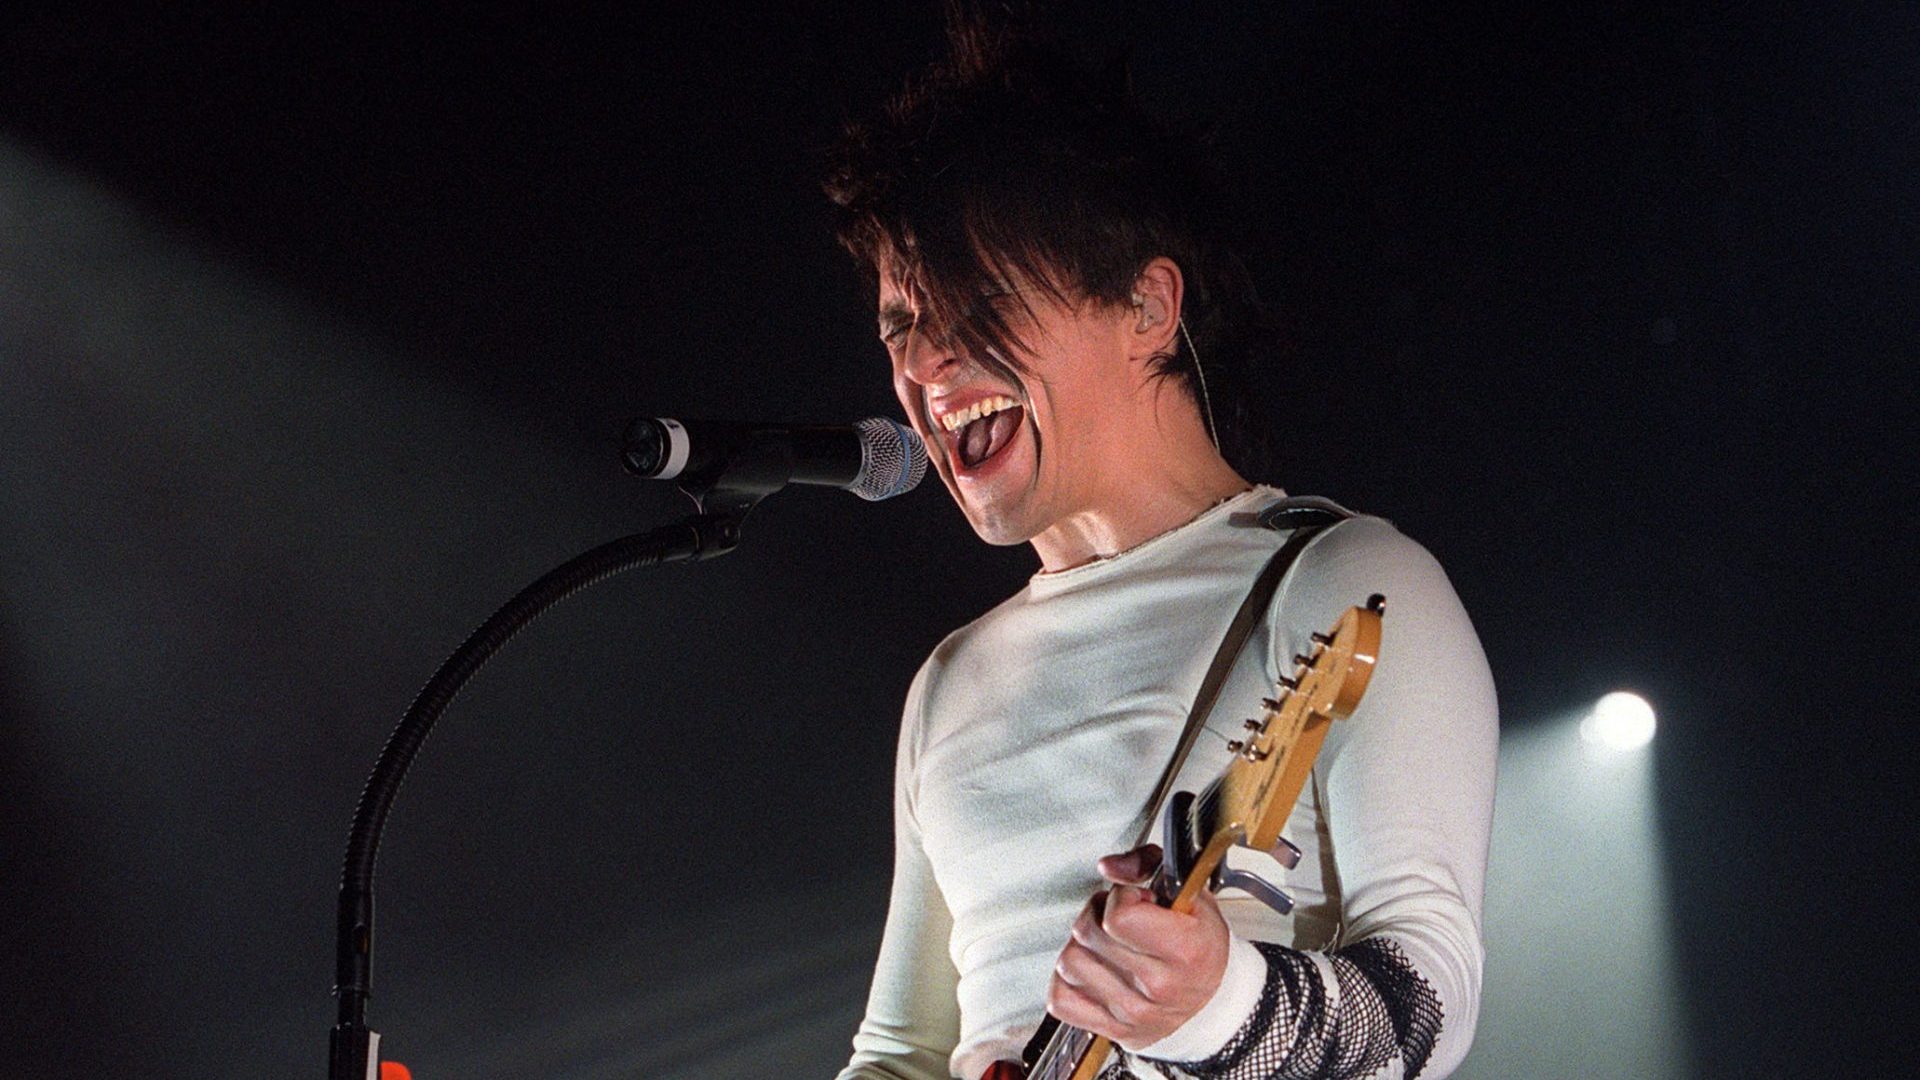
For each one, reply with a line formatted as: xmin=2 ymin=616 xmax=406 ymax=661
xmin=0 ymin=3 xmax=1911 ymax=1078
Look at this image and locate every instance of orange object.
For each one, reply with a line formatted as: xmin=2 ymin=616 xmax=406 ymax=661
xmin=379 ymin=1063 xmax=412 ymax=1080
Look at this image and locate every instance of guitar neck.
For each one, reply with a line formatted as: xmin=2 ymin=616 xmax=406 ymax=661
xmin=1026 ymin=1018 xmax=1104 ymax=1080
xmin=1005 ymin=599 xmax=1384 ymax=1080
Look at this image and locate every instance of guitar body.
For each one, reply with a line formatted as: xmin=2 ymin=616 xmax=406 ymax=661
xmin=981 ymin=597 xmax=1384 ymax=1080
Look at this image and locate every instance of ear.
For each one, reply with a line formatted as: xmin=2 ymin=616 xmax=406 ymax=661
xmin=1125 ymin=256 xmax=1184 ymax=363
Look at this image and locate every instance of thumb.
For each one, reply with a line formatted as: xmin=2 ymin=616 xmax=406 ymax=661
xmin=1097 ymin=843 xmax=1163 ymax=886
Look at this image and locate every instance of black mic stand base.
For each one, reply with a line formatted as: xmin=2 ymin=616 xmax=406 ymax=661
xmin=329 ymin=1023 xmax=379 ymax=1080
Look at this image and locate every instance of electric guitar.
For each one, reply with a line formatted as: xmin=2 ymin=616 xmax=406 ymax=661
xmin=984 ymin=594 xmax=1385 ymax=1080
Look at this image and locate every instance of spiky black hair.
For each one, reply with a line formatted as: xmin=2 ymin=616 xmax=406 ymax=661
xmin=824 ymin=1 xmax=1275 ymax=474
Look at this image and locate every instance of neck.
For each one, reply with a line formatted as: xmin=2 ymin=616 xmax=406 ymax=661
xmin=1030 ymin=404 xmax=1250 ymax=573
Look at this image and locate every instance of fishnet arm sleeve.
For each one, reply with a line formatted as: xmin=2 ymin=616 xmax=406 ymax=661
xmin=1138 ymin=937 xmax=1443 ymax=1080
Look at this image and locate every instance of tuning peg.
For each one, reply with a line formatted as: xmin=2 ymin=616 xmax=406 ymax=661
xmin=1270 ymin=837 xmax=1303 ymax=869
xmin=1310 ymin=631 xmax=1334 ymax=645
xmin=1293 ymin=653 xmax=1315 ymax=668
xmin=1367 ymin=593 xmax=1386 ymax=613
xmin=1277 ymin=674 xmax=1300 ymax=690
xmin=1226 ymin=739 xmax=1271 ymax=761
xmin=1243 ymin=718 xmax=1263 ymax=732
xmin=1261 ymin=696 xmax=1285 ymax=711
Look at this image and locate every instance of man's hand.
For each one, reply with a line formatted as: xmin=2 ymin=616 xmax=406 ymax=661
xmin=1044 ymin=843 xmax=1231 ymax=1049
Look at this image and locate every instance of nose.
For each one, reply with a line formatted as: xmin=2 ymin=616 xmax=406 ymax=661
xmin=896 ymin=321 xmax=962 ymax=389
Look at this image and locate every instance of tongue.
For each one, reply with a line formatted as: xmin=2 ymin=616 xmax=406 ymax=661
xmin=960 ymin=407 xmax=1023 ymax=469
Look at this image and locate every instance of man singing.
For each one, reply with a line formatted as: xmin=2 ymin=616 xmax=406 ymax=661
xmin=826 ymin=10 xmax=1496 ymax=1079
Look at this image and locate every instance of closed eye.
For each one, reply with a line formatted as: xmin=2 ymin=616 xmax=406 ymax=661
xmin=877 ymin=298 xmax=917 ymax=346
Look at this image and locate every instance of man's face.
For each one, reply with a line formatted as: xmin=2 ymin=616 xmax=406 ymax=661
xmin=877 ymin=266 xmax=1136 ymax=547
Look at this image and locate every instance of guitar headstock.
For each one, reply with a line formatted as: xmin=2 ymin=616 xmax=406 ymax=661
xmin=1212 ymin=594 xmax=1384 ymax=853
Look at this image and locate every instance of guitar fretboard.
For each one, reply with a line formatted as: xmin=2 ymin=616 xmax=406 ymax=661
xmin=1031 ymin=1023 xmax=1100 ymax=1080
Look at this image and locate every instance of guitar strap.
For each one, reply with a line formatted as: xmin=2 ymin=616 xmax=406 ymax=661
xmin=1126 ymin=495 xmax=1355 ymax=848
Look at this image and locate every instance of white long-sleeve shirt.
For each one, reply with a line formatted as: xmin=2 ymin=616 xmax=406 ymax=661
xmin=839 ymin=487 xmax=1498 ymax=1080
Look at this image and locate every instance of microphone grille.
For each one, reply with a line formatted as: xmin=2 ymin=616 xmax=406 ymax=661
xmin=851 ymin=418 xmax=929 ymax=501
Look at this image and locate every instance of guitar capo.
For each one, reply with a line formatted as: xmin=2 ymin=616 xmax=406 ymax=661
xmin=1155 ymin=791 xmax=1303 ymax=916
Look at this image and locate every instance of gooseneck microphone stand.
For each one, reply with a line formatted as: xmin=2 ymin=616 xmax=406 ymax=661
xmin=327 ymin=423 xmax=901 ymax=1080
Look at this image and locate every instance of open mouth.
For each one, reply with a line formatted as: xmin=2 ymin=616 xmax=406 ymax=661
xmin=950 ymin=404 xmax=1025 ymax=472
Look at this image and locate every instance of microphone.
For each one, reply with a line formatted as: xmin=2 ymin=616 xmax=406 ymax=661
xmin=622 ymin=417 xmax=929 ymax=502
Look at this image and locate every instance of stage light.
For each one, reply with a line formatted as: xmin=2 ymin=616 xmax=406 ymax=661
xmin=1580 ymin=691 xmax=1656 ymax=750
xmin=1465 ymin=705 xmax=1688 ymax=1078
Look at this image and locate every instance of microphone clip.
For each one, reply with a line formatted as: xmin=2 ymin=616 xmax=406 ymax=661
xmin=620 ymin=417 xmax=784 ymax=519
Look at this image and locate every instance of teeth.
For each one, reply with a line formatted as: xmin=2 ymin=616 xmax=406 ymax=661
xmin=940 ymin=395 xmax=1018 ymax=433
